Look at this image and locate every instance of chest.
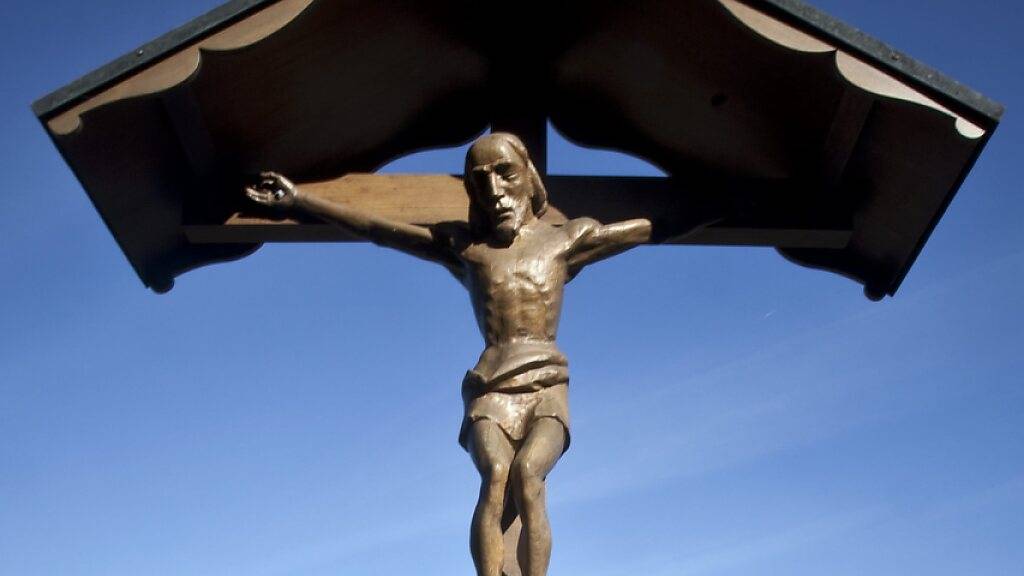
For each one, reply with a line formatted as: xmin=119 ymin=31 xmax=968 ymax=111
xmin=460 ymin=231 xmax=568 ymax=290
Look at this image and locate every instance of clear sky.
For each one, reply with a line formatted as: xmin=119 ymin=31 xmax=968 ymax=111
xmin=1 ymin=1 xmax=1021 ymax=575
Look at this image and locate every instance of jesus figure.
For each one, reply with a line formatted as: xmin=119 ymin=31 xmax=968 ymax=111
xmin=247 ymin=132 xmax=682 ymax=576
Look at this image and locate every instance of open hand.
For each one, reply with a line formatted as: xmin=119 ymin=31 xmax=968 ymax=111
xmin=245 ymin=171 xmax=298 ymax=209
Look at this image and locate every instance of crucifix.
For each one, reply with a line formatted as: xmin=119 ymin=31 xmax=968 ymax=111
xmin=245 ymin=131 xmax=712 ymax=576
xmin=33 ymin=1 xmax=1001 ymax=575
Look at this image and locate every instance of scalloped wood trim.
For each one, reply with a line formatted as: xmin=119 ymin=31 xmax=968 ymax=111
xmin=718 ymin=0 xmax=985 ymax=139
xmin=835 ymin=52 xmax=985 ymax=138
xmin=719 ymin=0 xmax=833 ymax=53
xmin=48 ymin=0 xmax=314 ymax=135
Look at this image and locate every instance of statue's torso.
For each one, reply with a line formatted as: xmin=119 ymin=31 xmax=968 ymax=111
xmin=457 ymin=221 xmax=572 ymax=392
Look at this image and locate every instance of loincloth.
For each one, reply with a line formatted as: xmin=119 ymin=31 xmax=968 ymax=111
xmin=459 ymin=383 xmax=570 ymax=452
xmin=459 ymin=340 xmax=571 ymax=451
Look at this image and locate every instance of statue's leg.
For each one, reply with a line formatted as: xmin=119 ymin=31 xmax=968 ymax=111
xmin=468 ymin=419 xmax=516 ymax=576
xmin=510 ymin=418 xmax=566 ymax=576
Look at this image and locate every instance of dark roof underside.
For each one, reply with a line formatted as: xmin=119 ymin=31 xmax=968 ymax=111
xmin=33 ymin=0 xmax=1002 ymax=298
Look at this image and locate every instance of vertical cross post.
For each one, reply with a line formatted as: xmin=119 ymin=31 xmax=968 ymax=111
xmin=489 ymin=70 xmax=548 ymax=576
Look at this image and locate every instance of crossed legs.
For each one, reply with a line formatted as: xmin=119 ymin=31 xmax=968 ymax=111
xmin=468 ymin=417 xmax=566 ymax=576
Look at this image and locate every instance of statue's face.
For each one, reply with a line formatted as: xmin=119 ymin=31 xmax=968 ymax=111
xmin=468 ymin=138 xmax=536 ymax=243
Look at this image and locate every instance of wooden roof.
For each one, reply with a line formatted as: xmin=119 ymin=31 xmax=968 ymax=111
xmin=34 ymin=0 xmax=1002 ymax=298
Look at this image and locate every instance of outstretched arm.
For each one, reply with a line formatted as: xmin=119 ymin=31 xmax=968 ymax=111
xmin=565 ymin=217 xmax=652 ymax=275
xmin=246 ymin=172 xmax=462 ymax=271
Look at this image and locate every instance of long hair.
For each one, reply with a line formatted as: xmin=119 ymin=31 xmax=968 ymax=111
xmin=464 ymin=133 xmax=548 ymax=238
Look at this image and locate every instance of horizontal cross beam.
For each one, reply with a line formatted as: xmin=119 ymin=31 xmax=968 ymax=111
xmin=184 ymin=174 xmax=852 ymax=249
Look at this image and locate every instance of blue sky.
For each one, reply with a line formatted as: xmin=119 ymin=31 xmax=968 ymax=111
xmin=1 ymin=1 xmax=1021 ymax=575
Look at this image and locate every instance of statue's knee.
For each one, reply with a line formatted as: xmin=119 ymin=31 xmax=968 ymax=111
xmin=483 ymin=462 xmax=509 ymax=484
xmin=511 ymin=460 xmax=544 ymax=501
xmin=479 ymin=463 xmax=509 ymax=505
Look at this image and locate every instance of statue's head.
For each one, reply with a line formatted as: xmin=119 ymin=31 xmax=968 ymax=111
xmin=464 ymin=132 xmax=548 ymax=243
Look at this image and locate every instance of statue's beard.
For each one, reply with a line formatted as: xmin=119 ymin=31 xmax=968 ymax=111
xmin=488 ymin=204 xmax=529 ymax=245
xmin=492 ymin=222 xmax=516 ymax=245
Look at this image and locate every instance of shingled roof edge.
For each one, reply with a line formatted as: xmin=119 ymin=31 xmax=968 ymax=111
xmin=31 ymin=0 xmax=1003 ymax=126
xmin=31 ymin=0 xmax=275 ymax=118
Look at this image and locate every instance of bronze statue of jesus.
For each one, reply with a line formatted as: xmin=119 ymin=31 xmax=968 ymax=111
xmin=247 ymin=133 xmax=657 ymax=576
